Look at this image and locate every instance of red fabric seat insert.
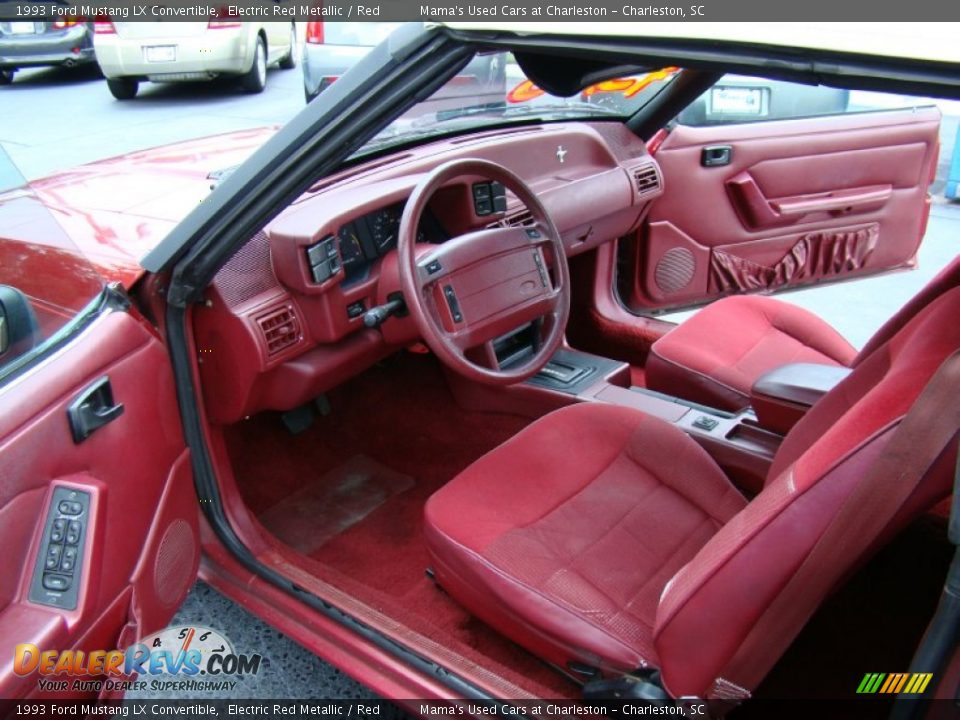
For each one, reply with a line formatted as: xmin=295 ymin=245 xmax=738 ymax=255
xmin=424 ymin=403 xmax=747 ymax=674
xmin=646 ymin=295 xmax=857 ymax=410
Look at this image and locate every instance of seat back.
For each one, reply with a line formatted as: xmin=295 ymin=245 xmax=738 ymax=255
xmin=856 ymin=252 xmax=960 ymax=362
xmin=652 ymin=286 xmax=960 ymax=699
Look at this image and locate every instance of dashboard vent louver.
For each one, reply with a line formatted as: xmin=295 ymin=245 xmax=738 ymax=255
xmin=634 ymin=165 xmax=661 ymax=196
xmin=256 ymin=305 xmax=301 ymax=356
xmin=487 ymin=209 xmax=535 ymax=229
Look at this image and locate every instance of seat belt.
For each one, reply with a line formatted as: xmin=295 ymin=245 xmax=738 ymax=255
xmin=891 ymin=442 xmax=960 ymax=718
xmin=720 ymin=348 xmax=960 ymax=696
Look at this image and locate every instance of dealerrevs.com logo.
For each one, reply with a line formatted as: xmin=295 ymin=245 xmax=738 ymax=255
xmin=14 ymin=625 xmax=262 ymax=694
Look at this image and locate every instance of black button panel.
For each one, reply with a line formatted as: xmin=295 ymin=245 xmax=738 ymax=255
xmin=29 ymin=487 xmax=89 ymax=610
xmin=305 ymin=236 xmax=340 ymax=284
xmin=472 ymin=181 xmax=507 ymax=217
xmin=443 ymin=285 xmax=463 ymax=323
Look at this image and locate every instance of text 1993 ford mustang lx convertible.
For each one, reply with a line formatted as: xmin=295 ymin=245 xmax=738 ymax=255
xmin=0 ymin=21 xmax=959 ymax=716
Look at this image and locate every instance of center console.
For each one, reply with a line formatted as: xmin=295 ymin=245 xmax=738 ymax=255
xmin=751 ymin=362 xmax=852 ymax=434
xmin=446 ymin=340 xmax=785 ymax=494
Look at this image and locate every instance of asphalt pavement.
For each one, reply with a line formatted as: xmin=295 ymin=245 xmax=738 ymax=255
xmin=2 ymin=59 xmax=960 ymax=702
xmin=0 ymin=62 xmax=304 ymax=180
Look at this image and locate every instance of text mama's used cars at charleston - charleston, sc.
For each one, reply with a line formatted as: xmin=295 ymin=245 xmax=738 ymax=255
xmin=1 ymin=21 xmax=959 ymax=712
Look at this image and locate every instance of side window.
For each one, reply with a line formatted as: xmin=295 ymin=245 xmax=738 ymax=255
xmin=0 ymin=150 xmax=106 ymax=378
xmin=677 ymin=74 xmax=925 ymax=127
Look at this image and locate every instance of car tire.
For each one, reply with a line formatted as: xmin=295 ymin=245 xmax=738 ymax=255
xmin=241 ymin=37 xmax=267 ymax=94
xmin=279 ymin=25 xmax=297 ymax=70
xmin=0 ymin=69 xmax=15 ymax=86
xmin=107 ymin=78 xmax=138 ymax=100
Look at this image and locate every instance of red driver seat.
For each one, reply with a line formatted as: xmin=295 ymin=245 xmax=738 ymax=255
xmin=645 ymin=255 xmax=960 ymax=410
xmin=424 ymin=285 xmax=960 ymax=699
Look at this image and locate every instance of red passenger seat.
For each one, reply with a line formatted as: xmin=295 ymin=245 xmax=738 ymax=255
xmin=646 ymin=255 xmax=960 ymax=410
xmin=424 ymin=284 xmax=960 ymax=698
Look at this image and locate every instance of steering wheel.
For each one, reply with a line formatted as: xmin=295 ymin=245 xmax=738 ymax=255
xmin=397 ymin=159 xmax=570 ymax=386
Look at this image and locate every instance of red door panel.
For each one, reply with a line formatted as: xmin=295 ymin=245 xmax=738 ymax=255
xmin=627 ymin=107 xmax=941 ymax=310
xmin=0 ymin=307 xmax=197 ymax=699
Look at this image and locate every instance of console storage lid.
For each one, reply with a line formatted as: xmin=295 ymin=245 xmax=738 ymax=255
xmin=751 ymin=362 xmax=852 ymax=434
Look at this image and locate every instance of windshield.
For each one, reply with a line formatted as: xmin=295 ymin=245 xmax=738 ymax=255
xmin=0 ymin=22 xmax=676 ymax=283
xmin=354 ymin=52 xmax=678 ymax=156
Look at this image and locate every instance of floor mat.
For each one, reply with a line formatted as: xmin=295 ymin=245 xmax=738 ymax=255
xmin=257 ymin=455 xmax=414 ymax=554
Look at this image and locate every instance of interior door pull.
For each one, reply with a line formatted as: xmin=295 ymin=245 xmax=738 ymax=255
xmin=67 ymin=376 xmax=124 ymax=443
xmin=702 ymin=145 xmax=732 ymax=167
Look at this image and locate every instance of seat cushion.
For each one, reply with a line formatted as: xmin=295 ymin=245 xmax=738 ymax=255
xmin=423 ymin=402 xmax=747 ymax=675
xmin=646 ymin=295 xmax=858 ymax=411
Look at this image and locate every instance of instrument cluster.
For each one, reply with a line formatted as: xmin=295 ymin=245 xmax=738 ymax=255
xmin=336 ymin=202 xmax=447 ymax=282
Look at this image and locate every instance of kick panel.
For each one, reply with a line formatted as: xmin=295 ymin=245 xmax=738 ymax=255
xmin=28 ymin=486 xmax=89 ymax=610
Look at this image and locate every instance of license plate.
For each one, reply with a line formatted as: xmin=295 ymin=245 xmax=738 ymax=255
xmin=711 ymin=87 xmax=764 ymax=115
xmin=144 ymin=45 xmax=176 ymax=63
xmin=9 ymin=22 xmax=36 ymax=35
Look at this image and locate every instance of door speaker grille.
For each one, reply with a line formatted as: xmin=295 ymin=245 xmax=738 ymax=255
xmin=654 ymin=247 xmax=695 ymax=293
xmin=153 ymin=519 xmax=196 ymax=608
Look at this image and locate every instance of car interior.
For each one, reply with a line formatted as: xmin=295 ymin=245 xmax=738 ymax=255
xmin=173 ymin=58 xmax=959 ymax=705
xmin=2 ymin=37 xmax=958 ymax=710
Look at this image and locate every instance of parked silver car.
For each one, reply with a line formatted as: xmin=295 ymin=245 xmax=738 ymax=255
xmin=302 ymin=22 xmax=399 ymax=104
xmin=302 ymin=21 xmax=506 ymax=114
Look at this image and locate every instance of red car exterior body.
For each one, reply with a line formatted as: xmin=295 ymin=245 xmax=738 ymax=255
xmin=0 ymin=127 xmax=276 ymax=333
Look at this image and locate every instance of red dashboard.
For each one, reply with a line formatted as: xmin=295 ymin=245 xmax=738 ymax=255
xmin=193 ymin=121 xmax=663 ymax=424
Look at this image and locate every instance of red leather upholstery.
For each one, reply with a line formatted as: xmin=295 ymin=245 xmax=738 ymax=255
xmin=646 ymin=295 xmax=857 ymax=410
xmin=424 ymin=286 xmax=960 ymax=698
xmin=424 ymin=403 xmax=747 ymax=674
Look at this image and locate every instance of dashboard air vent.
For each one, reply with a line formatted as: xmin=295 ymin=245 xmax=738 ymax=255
xmin=634 ymin=165 xmax=661 ymax=196
xmin=487 ymin=209 xmax=534 ymax=229
xmin=256 ymin=305 xmax=301 ymax=356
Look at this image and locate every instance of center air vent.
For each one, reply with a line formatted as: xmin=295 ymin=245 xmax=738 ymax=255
xmin=256 ymin=305 xmax=301 ymax=356
xmin=634 ymin=165 xmax=661 ymax=196
xmin=487 ymin=209 xmax=534 ymax=229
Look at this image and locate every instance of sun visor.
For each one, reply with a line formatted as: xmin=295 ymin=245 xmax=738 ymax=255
xmin=513 ymin=51 xmax=651 ymax=97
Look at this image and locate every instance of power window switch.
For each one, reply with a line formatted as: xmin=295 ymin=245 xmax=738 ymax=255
xmin=50 ymin=518 xmax=66 ymax=543
xmin=45 ymin=545 xmax=62 ymax=570
xmin=61 ymin=546 xmax=78 ymax=573
xmin=65 ymin=521 xmax=82 ymax=546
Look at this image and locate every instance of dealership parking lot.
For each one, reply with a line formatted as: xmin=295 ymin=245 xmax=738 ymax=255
xmin=0 ymin=63 xmax=304 ymax=180
xmin=3 ymin=55 xmax=960 ymax=701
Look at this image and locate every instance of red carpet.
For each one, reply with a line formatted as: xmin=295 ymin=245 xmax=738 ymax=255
xmin=225 ymin=351 xmax=578 ymax=697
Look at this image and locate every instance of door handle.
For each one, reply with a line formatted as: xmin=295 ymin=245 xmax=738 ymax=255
xmin=67 ymin=376 xmax=124 ymax=443
xmin=701 ymin=145 xmax=732 ymax=167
